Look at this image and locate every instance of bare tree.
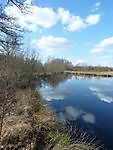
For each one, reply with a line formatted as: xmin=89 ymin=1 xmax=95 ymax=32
xmin=0 ymin=0 xmax=24 ymax=148
xmin=44 ymin=58 xmax=73 ymax=74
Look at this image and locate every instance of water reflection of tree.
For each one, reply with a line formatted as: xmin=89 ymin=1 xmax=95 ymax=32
xmin=42 ymin=73 xmax=72 ymax=88
xmin=38 ymin=73 xmax=101 ymax=89
xmin=37 ymin=73 xmax=103 ymax=89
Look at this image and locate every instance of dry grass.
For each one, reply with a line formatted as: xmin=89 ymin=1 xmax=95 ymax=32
xmin=1 ymin=115 xmax=32 ymax=141
xmin=1 ymin=89 xmax=59 ymax=149
xmin=65 ymin=70 xmax=113 ymax=77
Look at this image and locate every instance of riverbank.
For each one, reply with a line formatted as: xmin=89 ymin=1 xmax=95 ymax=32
xmin=1 ymin=89 xmax=60 ymax=149
xmin=65 ymin=70 xmax=113 ymax=77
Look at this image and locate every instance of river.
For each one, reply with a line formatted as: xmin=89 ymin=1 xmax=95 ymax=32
xmin=39 ymin=74 xmax=113 ymax=150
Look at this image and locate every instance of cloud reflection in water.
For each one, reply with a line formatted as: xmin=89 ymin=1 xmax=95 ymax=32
xmin=57 ymin=106 xmax=95 ymax=124
xmin=39 ymin=86 xmax=70 ymax=101
xmin=89 ymin=86 xmax=113 ymax=103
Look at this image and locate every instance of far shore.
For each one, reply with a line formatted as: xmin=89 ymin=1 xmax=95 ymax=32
xmin=64 ymin=70 xmax=113 ymax=77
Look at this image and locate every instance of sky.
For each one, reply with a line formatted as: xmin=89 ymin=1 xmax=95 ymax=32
xmin=3 ymin=0 xmax=113 ymax=66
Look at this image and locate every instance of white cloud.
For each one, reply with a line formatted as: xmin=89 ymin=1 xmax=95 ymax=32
xmin=35 ymin=35 xmax=72 ymax=53
xmin=58 ymin=7 xmax=71 ymax=25
xmin=67 ymin=16 xmax=86 ymax=32
xmin=4 ymin=1 xmax=101 ymax=32
xmin=97 ymin=37 xmax=113 ymax=47
xmin=57 ymin=8 xmax=86 ymax=32
xmin=58 ymin=7 xmax=101 ymax=32
xmin=30 ymin=6 xmax=58 ymax=28
xmin=91 ymin=37 xmax=113 ymax=53
xmin=86 ymin=14 xmax=101 ymax=25
xmin=95 ymin=2 xmax=101 ymax=7
xmin=5 ymin=2 xmax=58 ymax=31
xmin=91 ymin=2 xmax=101 ymax=13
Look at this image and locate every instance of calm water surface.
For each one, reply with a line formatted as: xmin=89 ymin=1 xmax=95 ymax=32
xmin=39 ymin=75 xmax=113 ymax=150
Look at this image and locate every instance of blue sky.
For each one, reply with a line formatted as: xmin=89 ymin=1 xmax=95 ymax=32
xmin=4 ymin=0 xmax=113 ymax=66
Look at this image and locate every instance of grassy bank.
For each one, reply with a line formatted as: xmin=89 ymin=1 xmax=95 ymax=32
xmin=1 ymin=89 xmax=58 ymax=149
xmin=65 ymin=70 xmax=113 ymax=77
